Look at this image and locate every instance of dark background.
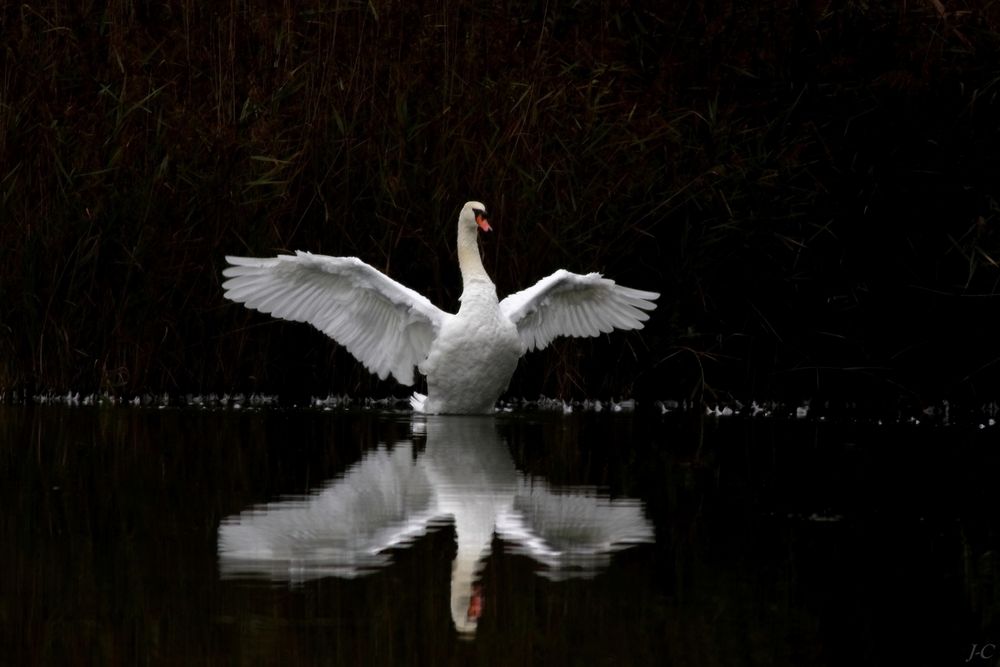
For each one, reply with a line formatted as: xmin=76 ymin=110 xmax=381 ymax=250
xmin=3 ymin=1 xmax=1000 ymax=407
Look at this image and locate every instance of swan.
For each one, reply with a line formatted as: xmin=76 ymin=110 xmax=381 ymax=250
xmin=222 ymin=201 xmax=658 ymax=413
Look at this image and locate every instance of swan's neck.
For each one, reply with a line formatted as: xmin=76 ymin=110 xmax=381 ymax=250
xmin=457 ymin=222 xmax=490 ymax=286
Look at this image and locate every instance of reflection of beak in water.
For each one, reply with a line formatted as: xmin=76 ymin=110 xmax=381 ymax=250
xmin=467 ymin=583 xmax=484 ymax=622
xmin=218 ymin=416 xmax=654 ymax=637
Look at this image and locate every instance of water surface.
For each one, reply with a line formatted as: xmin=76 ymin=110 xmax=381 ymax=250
xmin=1 ymin=405 xmax=997 ymax=665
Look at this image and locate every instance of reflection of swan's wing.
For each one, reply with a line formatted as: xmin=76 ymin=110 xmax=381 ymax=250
xmin=218 ymin=443 xmax=441 ymax=582
xmin=496 ymin=477 xmax=654 ymax=581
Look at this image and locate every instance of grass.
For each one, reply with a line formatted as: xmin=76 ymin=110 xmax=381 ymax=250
xmin=2 ymin=1 xmax=1000 ymax=406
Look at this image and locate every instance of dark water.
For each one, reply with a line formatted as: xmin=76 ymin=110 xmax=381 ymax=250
xmin=1 ymin=405 xmax=998 ymax=666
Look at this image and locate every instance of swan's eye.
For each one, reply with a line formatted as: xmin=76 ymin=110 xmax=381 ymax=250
xmin=473 ymin=208 xmax=486 ymax=218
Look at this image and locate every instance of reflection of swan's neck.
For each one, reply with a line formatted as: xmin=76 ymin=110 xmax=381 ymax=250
xmin=449 ymin=496 xmax=500 ymax=635
xmin=421 ymin=415 xmax=517 ymax=635
xmin=451 ymin=542 xmax=489 ymax=636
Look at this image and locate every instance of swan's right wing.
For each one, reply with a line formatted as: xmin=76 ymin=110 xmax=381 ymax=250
xmin=223 ymin=251 xmax=447 ymax=385
xmin=499 ymin=269 xmax=659 ymax=352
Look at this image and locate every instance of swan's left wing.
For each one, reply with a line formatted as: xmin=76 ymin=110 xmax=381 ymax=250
xmin=223 ymin=251 xmax=447 ymax=385
xmin=499 ymin=269 xmax=658 ymax=352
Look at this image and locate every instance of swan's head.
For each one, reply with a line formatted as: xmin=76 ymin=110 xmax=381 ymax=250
xmin=460 ymin=201 xmax=491 ymax=232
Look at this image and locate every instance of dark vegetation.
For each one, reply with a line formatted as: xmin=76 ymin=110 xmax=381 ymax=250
xmin=3 ymin=1 xmax=1000 ymax=406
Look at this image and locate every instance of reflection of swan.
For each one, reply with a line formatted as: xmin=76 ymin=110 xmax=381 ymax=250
xmin=218 ymin=416 xmax=654 ymax=635
xmin=222 ymin=201 xmax=658 ymax=414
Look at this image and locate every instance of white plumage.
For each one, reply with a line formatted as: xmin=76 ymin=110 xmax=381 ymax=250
xmin=223 ymin=254 xmax=441 ymax=386
xmin=222 ymin=201 xmax=659 ymax=413
xmin=500 ymin=269 xmax=661 ymax=353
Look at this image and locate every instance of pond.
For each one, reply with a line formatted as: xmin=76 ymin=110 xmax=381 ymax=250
xmin=1 ymin=404 xmax=997 ymax=665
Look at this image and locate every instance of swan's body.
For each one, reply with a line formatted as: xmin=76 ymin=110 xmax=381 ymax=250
xmin=223 ymin=201 xmax=658 ymax=413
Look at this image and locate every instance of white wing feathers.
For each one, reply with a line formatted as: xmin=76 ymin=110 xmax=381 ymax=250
xmin=222 ymin=251 xmax=447 ymax=385
xmin=499 ymin=269 xmax=659 ymax=352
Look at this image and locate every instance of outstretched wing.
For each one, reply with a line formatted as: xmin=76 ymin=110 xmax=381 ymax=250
xmin=222 ymin=251 xmax=447 ymax=385
xmin=499 ymin=269 xmax=658 ymax=352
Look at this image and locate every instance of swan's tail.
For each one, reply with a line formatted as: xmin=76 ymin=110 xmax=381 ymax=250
xmin=409 ymin=392 xmax=427 ymax=412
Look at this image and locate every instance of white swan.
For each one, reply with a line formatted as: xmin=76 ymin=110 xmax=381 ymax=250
xmin=222 ymin=201 xmax=658 ymax=413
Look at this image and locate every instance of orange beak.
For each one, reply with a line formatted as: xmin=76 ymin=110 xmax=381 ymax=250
xmin=475 ymin=213 xmax=491 ymax=232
